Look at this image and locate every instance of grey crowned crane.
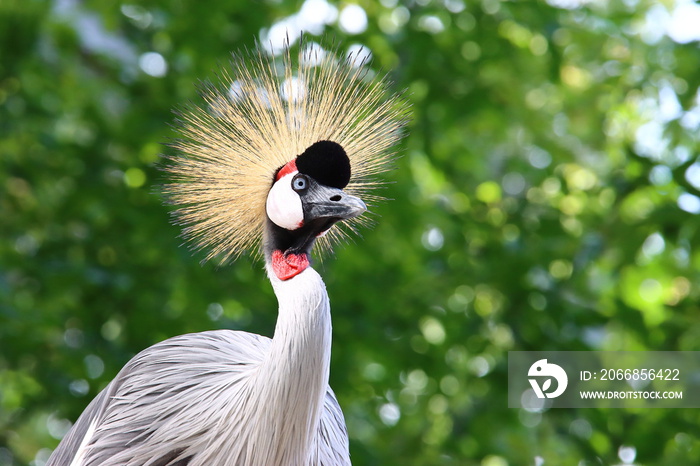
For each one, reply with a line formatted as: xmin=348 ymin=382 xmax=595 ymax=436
xmin=47 ymin=41 xmax=408 ymax=466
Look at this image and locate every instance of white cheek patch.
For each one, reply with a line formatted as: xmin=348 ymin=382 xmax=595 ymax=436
xmin=266 ymin=172 xmax=304 ymax=230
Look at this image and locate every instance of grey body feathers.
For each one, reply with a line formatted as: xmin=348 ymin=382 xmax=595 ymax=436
xmin=47 ymin=330 xmax=350 ymax=466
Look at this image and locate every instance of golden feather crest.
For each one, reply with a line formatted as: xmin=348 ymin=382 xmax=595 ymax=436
xmin=163 ymin=42 xmax=409 ymax=263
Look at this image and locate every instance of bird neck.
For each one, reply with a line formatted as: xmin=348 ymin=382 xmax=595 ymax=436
xmin=250 ymin=263 xmax=332 ymax=465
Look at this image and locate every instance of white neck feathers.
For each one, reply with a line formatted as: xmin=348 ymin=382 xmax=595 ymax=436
xmin=246 ymin=265 xmax=332 ymax=465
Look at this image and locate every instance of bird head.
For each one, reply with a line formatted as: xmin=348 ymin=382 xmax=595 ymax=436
xmin=265 ymin=140 xmax=366 ymax=279
xmin=162 ymin=39 xmax=409 ymax=279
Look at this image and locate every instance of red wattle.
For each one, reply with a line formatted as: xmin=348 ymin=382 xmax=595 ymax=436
xmin=271 ymin=250 xmax=309 ymax=280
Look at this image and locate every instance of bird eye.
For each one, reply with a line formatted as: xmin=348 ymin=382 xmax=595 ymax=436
xmin=292 ymin=174 xmax=308 ymax=192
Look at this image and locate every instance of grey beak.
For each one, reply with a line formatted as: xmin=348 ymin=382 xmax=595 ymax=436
xmin=304 ymin=184 xmax=366 ymax=222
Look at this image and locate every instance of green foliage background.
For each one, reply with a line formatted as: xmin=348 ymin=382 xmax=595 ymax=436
xmin=2 ymin=0 xmax=700 ymax=464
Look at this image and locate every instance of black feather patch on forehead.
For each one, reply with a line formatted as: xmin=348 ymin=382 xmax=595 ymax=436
xmin=296 ymin=140 xmax=351 ymax=189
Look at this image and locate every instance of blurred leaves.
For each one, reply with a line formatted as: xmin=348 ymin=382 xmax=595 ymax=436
xmin=2 ymin=0 xmax=700 ymax=465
